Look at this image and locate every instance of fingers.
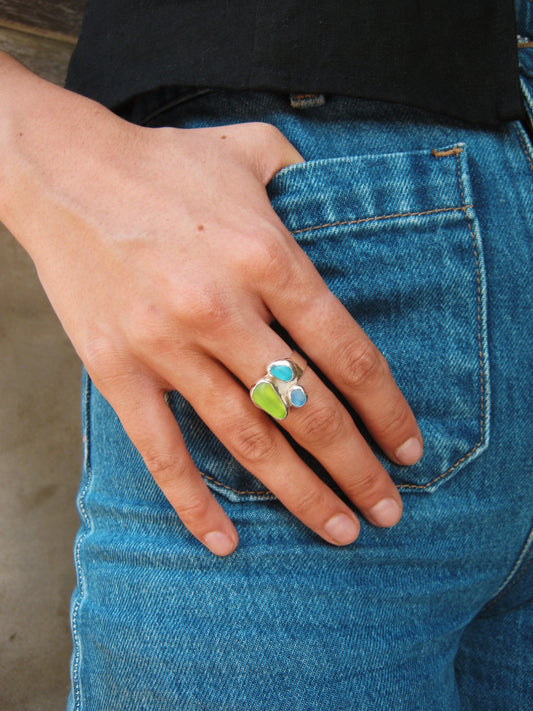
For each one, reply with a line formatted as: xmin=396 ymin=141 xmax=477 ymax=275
xmin=102 ymin=377 xmax=239 ymax=557
xmin=167 ymin=354 xmax=362 ymax=546
xmin=206 ymin=323 xmax=404 ymax=528
xmin=260 ymin=245 xmax=424 ymax=466
xmin=100 ymin=221 xmax=418 ymax=550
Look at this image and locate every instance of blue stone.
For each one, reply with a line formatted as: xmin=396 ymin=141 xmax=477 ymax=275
xmin=289 ymin=386 xmax=307 ymax=407
xmin=268 ymin=361 xmax=294 ymax=382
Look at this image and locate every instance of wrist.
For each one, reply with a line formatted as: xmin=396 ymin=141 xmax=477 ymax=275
xmin=0 ymin=52 xmax=133 ymax=255
xmin=0 ymin=53 xmax=62 ymax=231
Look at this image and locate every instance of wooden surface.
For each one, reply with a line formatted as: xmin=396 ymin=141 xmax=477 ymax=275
xmin=0 ymin=25 xmax=74 ymax=84
xmin=0 ymin=1 xmax=84 ymax=86
xmin=0 ymin=0 xmax=85 ymax=43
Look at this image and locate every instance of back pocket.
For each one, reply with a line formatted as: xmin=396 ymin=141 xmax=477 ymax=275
xmin=168 ymin=144 xmax=489 ymax=499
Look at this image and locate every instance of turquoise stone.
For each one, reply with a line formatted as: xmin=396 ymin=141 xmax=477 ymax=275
xmin=289 ymin=385 xmax=307 ymax=407
xmin=268 ymin=361 xmax=294 ymax=382
xmin=251 ymin=381 xmax=288 ymax=419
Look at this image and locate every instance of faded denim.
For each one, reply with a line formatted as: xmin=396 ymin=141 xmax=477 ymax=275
xmin=68 ymin=20 xmax=533 ymax=710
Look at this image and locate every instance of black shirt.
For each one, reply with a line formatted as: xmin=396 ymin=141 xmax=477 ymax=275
xmin=66 ymin=0 xmax=524 ymax=125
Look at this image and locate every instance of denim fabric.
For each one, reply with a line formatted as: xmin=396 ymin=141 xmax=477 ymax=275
xmin=68 ymin=56 xmax=533 ymax=711
xmin=517 ymin=0 xmax=533 ymax=133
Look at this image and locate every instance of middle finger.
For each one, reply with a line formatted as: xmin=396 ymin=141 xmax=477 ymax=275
xmin=164 ymin=352 xmax=363 ymax=545
xmin=207 ymin=321 xmax=403 ymax=528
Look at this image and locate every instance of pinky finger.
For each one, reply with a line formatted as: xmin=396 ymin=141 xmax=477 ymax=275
xmin=112 ymin=382 xmax=239 ymax=556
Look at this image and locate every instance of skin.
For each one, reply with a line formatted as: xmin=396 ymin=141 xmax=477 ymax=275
xmin=0 ymin=52 xmax=423 ymax=556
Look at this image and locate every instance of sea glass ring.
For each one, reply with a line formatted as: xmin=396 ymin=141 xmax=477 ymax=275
xmin=250 ymin=354 xmax=307 ymax=420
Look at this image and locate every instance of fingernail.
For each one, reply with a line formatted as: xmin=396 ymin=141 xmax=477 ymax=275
xmin=324 ymin=513 xmax=360 ymax=545
xmin=395 ymin=437 xmax=423 ymax=465
xmin=204 ymin=531 xmax=237 ymax=557
xmin=368 ymin=498 xmax=403 ymax=527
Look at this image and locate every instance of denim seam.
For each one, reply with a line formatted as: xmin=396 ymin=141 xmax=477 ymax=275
xmin=514 ymin=121 xmax=533 ymax=173
xmin=481 ymin=526 xmax=533 ymax=612
xmin=70 ymin=373 xmax=94 ymax=710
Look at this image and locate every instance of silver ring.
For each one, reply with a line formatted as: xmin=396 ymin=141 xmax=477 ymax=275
xmin=250 ymin=354 xmax=307 ymax=420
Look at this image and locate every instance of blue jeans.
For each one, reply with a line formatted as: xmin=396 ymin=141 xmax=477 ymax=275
xmin=68 ymin=34 xmax=533 ymax=711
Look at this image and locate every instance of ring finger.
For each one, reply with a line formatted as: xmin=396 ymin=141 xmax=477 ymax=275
xmin=180 ymin=321 xmax=403 ymax=530
xmin=162 ymin=352 xmax=363 ymax=546
xmin=221 ymin=329 xmax=403 ymax=528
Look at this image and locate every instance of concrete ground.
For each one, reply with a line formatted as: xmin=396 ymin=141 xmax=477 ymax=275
xmin=0 ymin=27 xmax=82 ymax=711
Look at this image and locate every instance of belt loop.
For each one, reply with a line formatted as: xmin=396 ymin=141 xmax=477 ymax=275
xmin=289 ymin=93 xmax=326 ymax=109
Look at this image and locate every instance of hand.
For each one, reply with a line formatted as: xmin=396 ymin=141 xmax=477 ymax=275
xmin=1 ymin=57 xmax=423 ymax=555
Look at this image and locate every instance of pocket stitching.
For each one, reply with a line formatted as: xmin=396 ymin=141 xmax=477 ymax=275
xmin=400 ymin=148 xmax=487 ymax=490
xmin=204 ymin=147 xmax=488 ymax=497
xmin=287 ymin=148 xmax=487 ymax=492
xmin=203 ymin=471 xmax=271 ymax=496
xmin=291 ymin=204 xmax=472 ymax=236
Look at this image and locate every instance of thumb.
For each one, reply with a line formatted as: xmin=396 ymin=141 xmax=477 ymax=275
xmin=233 ymin=121 xmax=305 ymax=184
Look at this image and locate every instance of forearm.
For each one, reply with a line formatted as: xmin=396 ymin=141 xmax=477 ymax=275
xmin=0 ymin=51 xmax=134 ymax=257
xmin=0 ymin=51 xmax=59 ymax=227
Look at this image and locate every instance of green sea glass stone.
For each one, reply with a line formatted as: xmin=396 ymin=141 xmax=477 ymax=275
xmin=251 ymin=381 xmax=287 ymax=419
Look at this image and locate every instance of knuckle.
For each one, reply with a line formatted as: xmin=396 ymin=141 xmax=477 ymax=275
xmin=83 ymin=336 xmax=113 ymax=372
xmin=140 ymin=446 xmax=212 ymax=525
xmin=372 ymin=398 xmax=412 ymax=440
xmin=175 ymin=493 xmax=211 ymax=525
xmin=336 ymin=340 xmax=387 ymax=391
xmin=298 ymin=403 xmax=346 ymax=446
xmin=246 ymin=122 xmax=301 ymax=182
xmin=173 ymin=286 xmax=234 ymax=337
xmin=228 ymin=419 xmax=278 ymax=465
xmin=291 ymin=484 xmax=327 ymax=519
xmin=250 ymin=121 xmax=286 ymax=146
xmin=344 ymin=467 xmax=383 ymax=502
xmin=142 ymin=449 xmax=178 ymax=487
xmin=125 ymin=304 xmax=167 ymax=352
xmin=261 ymin=240 xmax=295 ymax=290
xmin=83 ymin=337 xmax=126 ymax=386
xmin=238 ymin=228 xmax=293 ymax=289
